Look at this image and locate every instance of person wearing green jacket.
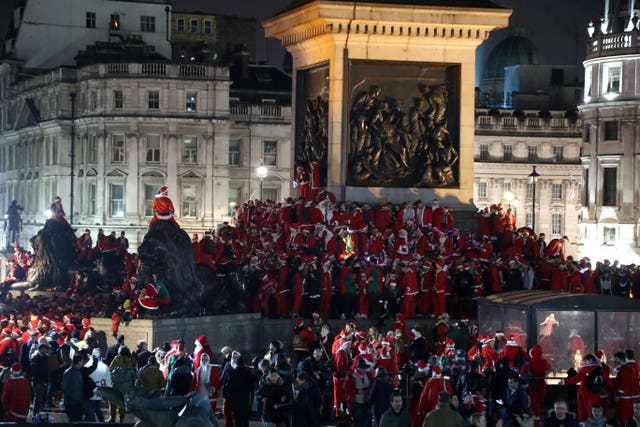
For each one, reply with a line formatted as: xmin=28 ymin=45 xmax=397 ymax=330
xmin=422 ymin=392 xmax=467 ymax=427
xmin=380 ymin=392 xmax=411 ymax=427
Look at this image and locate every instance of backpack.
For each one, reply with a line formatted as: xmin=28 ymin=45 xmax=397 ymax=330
xmin=585 ymin=366 xmax=604 ymax=393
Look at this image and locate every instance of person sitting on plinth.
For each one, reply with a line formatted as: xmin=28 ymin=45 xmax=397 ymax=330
xmin=49 ymin=196 xmax=73 ymax=229
xmin=149 ymin=186 xmax=178 ymax=228
xmin=138 ymin=275 xmax=171 ymax=310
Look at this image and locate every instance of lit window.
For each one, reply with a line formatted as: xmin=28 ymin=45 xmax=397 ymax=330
xmin=183 ymin=137 xmax=197 ymax=164
xmin=86 ymin=12 xmax=96 ymax=29
xmin=140 ymin=16 xmax=155 ymax=32
xmin=584 ymin=65 xmax=592 ymax=100
xmin=110 ymin=14 xmax=120 ymax=31
xmin=229 ymin=186 xmax=241 ymax=215
xmin=503 ymin=181 xmax=511 ymax=193
xmin=110 ymin=183 xmax=124 ymax=217
xmin=186 ymin=92 xmax=197 ymax=111
xmin=478 ymin=182 xmax=487 ymax=198
xmin=603 ymin=227 xmax=616 ymax=245
xmin=552 ymin=183 xmax=562 ymax=200
xmin=264 ymin=140 xmax=277 ymax=166
xmin=146 ymin=135 xmax=160 ymax=163
xmin=148 ymin=90 xmax=159 ymax=109
xmin=527 ymin=183 xmax=534 ymax=200
xmin=263 ymin=187 xmax=279 ymax=203
xmin=111 ymin=135 xmax=125 ymax=163
xmin=113 ymin=90 xmax=123 ymax=109
xmin=229 ymin=139 xmax=240 ymax=166
xmin=181 ymin=184 xmax=198 ymax=217
xmin=551 ymin=214 xmax=562 ymax=235
xmin=144 ymin=184 xmax=156 ymax=217
xmin=603 ymin=62 xmax=621 ymax=94
xmin=87 ymin=183 xmax=96 ymax=215
xmin=525 ymin=213 xmax=533 ymax=228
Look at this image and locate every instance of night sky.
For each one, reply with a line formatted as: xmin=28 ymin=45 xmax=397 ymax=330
xmin=0 ymin=0 xmax=607 ymax=76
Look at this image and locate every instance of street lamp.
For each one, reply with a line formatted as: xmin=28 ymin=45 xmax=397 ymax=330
xmin=528 ymin=166 xmax=540 ymax=232
xmin=256 ymin=162 xmax=267 ymax=201
xmin=503 ymin=190 xmax=515 ymax=208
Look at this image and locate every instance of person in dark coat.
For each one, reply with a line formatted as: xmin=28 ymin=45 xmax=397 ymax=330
xmin=255 ymin=368 xmax=292 ymax=427
xmin=370 ymin=366 xmax=396 ymax=427
xmin=542 ymin=400 xmax=579 ymax=427
xmin=498 ymin=376 xmax=530 ymax=427
xmin=61 ymin=355 xmax=85 ymax=422
xmin=19 ymin=330 xmax=38 ymax=381
xmin=292 ymin=372 xmax=322 ymax=427
xmin=105 ymin=334 xmax=125 ymax=366
xmin=221 ymin=350 xmax=255 ymax=427
xmin=30 ymin=342 xmax=50 ymax=423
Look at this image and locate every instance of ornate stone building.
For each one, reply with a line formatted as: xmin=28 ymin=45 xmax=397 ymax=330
xmin=578 ymin=0 xmax=640 ymax=263
xmin=0 ymin=1 xmax=292 ymax=250
xmin=474 ymin=109 xmax=583 ymax=257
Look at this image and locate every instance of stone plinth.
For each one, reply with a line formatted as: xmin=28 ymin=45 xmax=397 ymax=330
xmin=265 ymin=0 xmax=510 ymax=210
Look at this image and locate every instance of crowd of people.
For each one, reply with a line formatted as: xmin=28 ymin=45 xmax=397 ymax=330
xmin=1 ymin=189 xmax=640 ymax=425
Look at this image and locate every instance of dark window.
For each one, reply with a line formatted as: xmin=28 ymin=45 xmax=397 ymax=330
xmin=177 ymin=19 xmax=185 ymax=32
xmin=148 ymin=91 xmax=159 ymax=109
xmin=551 ymin=68 xmax=564 ymax=85
xmin=86 ymin=12 xmax=96 ymax=29
xmin=603 ymin=167 xmax=617 ymax=206
xmin=110 ymin=14 xmax=120 ymax=31
xmin=190 ymin=19 xmax=198 ymax=33
xmin=140 ymin=16 xmax=155 ymax=32
xmin=604 ymin=121 xmax=618 ymax=140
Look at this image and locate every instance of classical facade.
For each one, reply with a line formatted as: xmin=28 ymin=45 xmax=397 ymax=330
xmin=578 ymin=1 xmax=640 ymax=263
xmin=0 ymin=0 xmax=292 ymax=250
xmin=474 ymin=109 xmax=583 ymax=257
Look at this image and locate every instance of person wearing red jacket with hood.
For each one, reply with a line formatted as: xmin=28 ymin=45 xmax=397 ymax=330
xmin=2 ymin=363 xmax=31 ymax=422
xmin=520 ymin=344 xmax=550 ymax=418
xmin=417 ymin=365 xmax=454 ymax=416
xmin=193 ymin=335 xmax=213 ymax=371
xmin=191 ymin=353 xmax=221 ymax=413
xmin=333 ymin=339 xmax=352 ymax=417
xmin=401 ymin=263 xmax=419 ymax=319
xmin=563 ymin=353 xmax=606 ymax=422
xmin=613 ymin=351 xmax=640 ymax=425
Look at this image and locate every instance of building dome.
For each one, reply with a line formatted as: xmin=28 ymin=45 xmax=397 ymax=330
xmin=483 ymin=27 xmax=542 ymax=79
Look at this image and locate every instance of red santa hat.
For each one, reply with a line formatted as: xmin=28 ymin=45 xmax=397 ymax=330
xmin=356 ymin=330 xmax=367 ymax=340
xmin=416 ymin=360 xmax=429 ymax=373
xmin=506 ymin=335 xmax=517 ymax=345
xmin=539 ymin=233 xmax=545 ymax=238
xmin=380 ymin=345 xmax=392 ymax=359
xmin=159 ymin=186 xmax=168 ymax=194
xmin=431 ymin=365 xmax=442 ymax=377
xmin=357 ymin=342 xmax=368 ymax=354
xmin=10 ymin=362 xmax=21 ymax=374
xmin=495 ymin=330 xmax=505 ymax=338
xmin=81 ymin=318 xmax=90 ymax=328
xmin=294 ymin=319 xmax=304 ymax=329
xmin=562 ymin=235 xmax=569 ymax=242
xmin=54 ymin=195 xmax=61 ymax=201
xmin=594 ymin=350 xmax=604 ymax=361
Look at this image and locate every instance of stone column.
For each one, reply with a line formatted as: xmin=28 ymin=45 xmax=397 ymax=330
xmin=166 ymin=134 xmax=178 ymax=205
xmin=203 ymin=126 xmax=215 ymax=225
xmin=96 ymin=132 xmax=106 ymax=224
xmin=212 ymin=122 xmax=231 ymax=224
xmin=125 ymin=132 xmax=139 ymax=220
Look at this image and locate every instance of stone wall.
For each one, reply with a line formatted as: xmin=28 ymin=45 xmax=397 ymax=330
xmin=91 ymin=314 xmax=439 ymax=361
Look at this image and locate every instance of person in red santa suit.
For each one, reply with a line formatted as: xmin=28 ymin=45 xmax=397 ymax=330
xmin=259 ymin=272 xmax=276 ymax=318
xmin=190 ymin=352 xmax=221 ymax=413
xmin=544 ymin=235 xmax=569 ymax=262
xmin=294 ymin=165 xmax=311 ymax=201
xmin=149 ymin=186 xmax=178 ymax=228
xmin=417 ymin=365 xmax=454 ymax=416
xmin=77 ymin=229 xmax=93 ymax=263
xmin=319 ymin=257 xmax=333 ymax=317
xmin=395 ymin=229 xmax=410 ymax=262
xmin=499 ymin=335 xmax=527 ymax=369
xmin=612 ymin=351 xmax=640 ymax=425
xmin=519 ymin=344 xmax=550 ymax=418
xmin=430 ymin=199 xmax=442 ymax=228
xmin=568 ymin=329 xmax=586 ymax=369
xmin=193 ymin=335 xmax=213 ymax=371
xmin=1 ymin=362 xmax=31 ymax=422
xmin=433 ymin=260 xmax=449 ymax=317
xmin=480 ymin=336 xmax=498 ymax=371
xmin=309 ymin=160 xmax=322 ymax=201
xmin=401 ymin=263 xmax=419 ymax=320
xmin=567 ymin=261 xmax=584 ymax=293
xmin=332 ymin=339 xmax=352 ymax=417
xmin=563 ymin=353 xmax=606 ymax=422
xmin=418 ymin=261 xmax=435 ymax=317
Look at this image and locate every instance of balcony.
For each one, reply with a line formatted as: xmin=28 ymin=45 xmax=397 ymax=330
xmin=586 ymin=30 xmax=640 ymax=60
xmin=78 ymin=62 xmax=229 ymax=81
xmin=230 ymin=102 xmax=291 ymax=123
xmin=475 ymin=108 xmax=582 ymax=135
